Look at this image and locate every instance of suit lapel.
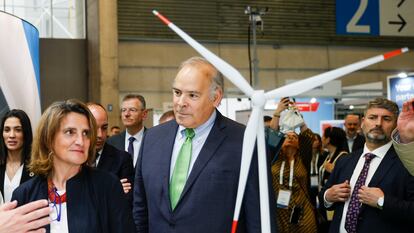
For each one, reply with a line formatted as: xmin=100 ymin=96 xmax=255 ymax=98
xmin=368 ymin=146 xmax=397 ymax=187
xmin=342 ymin=152 xmax=361 ymax=181
xmin=160 ymin=121 xmax=179 ymax=214
xmin=177 ymin=113 xmax=226 ymax=206
xmin=97 ymin=145 xmax=112 ymax=170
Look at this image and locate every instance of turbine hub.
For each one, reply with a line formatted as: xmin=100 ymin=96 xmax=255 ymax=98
xmin=251 ymin=90 xmax=266 ymax=107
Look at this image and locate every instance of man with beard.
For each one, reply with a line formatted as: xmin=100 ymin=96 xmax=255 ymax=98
xmin=319 ymin=98 xmax=414 ymax=233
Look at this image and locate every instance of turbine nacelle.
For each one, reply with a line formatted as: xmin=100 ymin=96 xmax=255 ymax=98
xmin=251 ymin=90 xmax=266 ymax=107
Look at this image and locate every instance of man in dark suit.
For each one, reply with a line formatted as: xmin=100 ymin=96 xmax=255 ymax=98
xmin=87 ymin=103 xmax=134 ymax=195
xmin=133 ymin=57 xmax=262 ymax=233
xmin=319 ymin=98 xmax=414 ymax=233
xmin=107 ymin=94 xmax=147 ymax=168
xmin=344 ymin=114 xmax=365 ymax=153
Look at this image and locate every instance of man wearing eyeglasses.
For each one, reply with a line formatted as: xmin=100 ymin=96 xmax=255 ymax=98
xmin=107 ymin=94 xmax=148 ymax=168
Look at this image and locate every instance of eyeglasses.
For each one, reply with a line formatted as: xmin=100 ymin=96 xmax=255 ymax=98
xmin=49 ymin=188 xmax=62 ymax=222
xmin=120 ymin=108 xmax=144 ymax=113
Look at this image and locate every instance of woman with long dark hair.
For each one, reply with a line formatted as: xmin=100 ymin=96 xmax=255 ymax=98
xmin=0 ymin=109 xmax=33 ymax=203
xmin=318 ymin=126 xmax=348 ymax=232
xmin=319 ymin=126 xmax=349 ymax=187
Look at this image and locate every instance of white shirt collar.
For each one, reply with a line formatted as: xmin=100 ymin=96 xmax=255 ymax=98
xmin=361 ymin=140 xmax=392 ymax=159
xmin=177 ymin=111 xmax=217 ymax=139
xmin=126 ymin=127 xmax=144 ymax=140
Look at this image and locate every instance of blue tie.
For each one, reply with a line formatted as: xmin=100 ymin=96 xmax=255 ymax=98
xmin=128 ymin=137 xmax=135 ymax=161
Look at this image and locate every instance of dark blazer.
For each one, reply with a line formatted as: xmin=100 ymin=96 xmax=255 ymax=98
xmin=107 ymin=130 xmax=126 ymax=152
xmin=98 ymin=143 xmax=134 ymax=182
xmin=98 ymin=143 xmax=134 ymax=202
xmin=12 ymin=167 xmax=135 ymax=233
xmin=107 ymin=128 xmax=147 ymax=167
xmin=346 ymin=134 xmax=365 ymax=153
xmin=0 ymin=161 xmax=33 ymax=199
xmin=319 ymin=146 xmax=414 ymax=233
xmin=133 ymin=111 xmax=263 ymax=233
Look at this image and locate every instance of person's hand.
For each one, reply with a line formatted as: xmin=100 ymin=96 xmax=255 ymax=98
xmin=0 ymin=199 xmax=51 ymax=233
xmin=358 ymin=186 xmax=384 ymax=208
xmin=274 ymin=97 xmax=290 ymax=116
xmin=325 ymin=180 xmax=351 ymax=203
xmin=324 ymin=161 xmax=335 ymax=173
xmin=397 ymin=99 xmax=414 ymax=143
xmin=120 ymin=178 xmax=132 ymax=194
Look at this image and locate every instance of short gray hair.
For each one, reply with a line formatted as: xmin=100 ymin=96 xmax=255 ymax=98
xmin=178 ymin=57 xmax=224 ymax=99
xmin=365 ymin=98 xmax=399 ymax=120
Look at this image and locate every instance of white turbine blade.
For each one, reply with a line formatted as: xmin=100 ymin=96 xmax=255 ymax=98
xmin=153 ymin=10 xmax=254 ymax=97
xmin=256 ymin=112 xmax=271 ymax=233
xmin=231 ymin=107 xmax=261 ymax=233
xmin=265 ymin=47 xmax=409 ymax=99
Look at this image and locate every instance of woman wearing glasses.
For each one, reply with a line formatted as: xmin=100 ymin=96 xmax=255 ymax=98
xmin=11 ymin=99 xmax=135 ymax=233
xmin=0 ymin=109 xmax=34 ymax=203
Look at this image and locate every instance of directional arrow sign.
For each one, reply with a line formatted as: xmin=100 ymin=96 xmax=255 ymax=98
xmin=337 ymin=0 xmax=414 ymax=37
xmin=380 ymin=0 xmax=414 ymax=36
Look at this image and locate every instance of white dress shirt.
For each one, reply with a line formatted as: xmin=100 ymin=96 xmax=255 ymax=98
xmin=169 ymin=111 xmax=216 ymax=180
xmin=124 ymin=128 xmax=144 ymax=167
xmin=3 ymin=164 xmax=23 ymax=203
xmin=50 ymin=190 xmax=69 ymax=233
xmin=336 ymin=141 xmax=392 ymax=233
xmin=347 ymin=135 xmax=356 ymax=153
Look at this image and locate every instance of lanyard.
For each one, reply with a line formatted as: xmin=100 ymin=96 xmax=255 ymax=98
xmin=280 ymin=160 xmax=295 ymax=189
xmin=310 ymin=152 xmax=319 ymax=175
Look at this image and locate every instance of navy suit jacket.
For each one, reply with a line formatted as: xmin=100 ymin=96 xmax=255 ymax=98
xmin=133 ymin=111 xmax=263 ymax=233
xmin=12 ymin=167 xmax=135 ymax=233
xmin=319 ymin=146 xmax=414 ymax=233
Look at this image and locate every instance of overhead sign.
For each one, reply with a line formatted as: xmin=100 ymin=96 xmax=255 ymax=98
xmin=387 ymin=73 xmax=414 ymax=110
xmin=336 ymin=0 xmax=414 ymax=37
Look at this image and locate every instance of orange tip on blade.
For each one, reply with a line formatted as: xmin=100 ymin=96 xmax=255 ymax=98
xmin=383 ymin=47 xmax=409 ymax=60
xmin=231 ymin=220 xmax=238 ymax=233
xmin=152 ymin=10 xmax=171 ymax=25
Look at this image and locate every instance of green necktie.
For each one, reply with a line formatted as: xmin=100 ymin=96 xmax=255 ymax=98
xmin=170 ymin=128 xmax=195 ymax=210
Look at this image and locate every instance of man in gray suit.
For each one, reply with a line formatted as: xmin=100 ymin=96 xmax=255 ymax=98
xmin=133 ymin=57 xmax=263 ymax=233
xmin=107 ymin=94 xmax=147 ymax=168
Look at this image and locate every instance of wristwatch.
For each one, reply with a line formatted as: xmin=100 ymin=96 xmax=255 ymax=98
xmin=377 ymin=196 xmax=384 ymax=210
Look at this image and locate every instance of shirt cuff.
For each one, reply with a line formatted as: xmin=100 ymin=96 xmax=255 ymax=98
xmin=323 ymin=191 xmax=334 ymax=208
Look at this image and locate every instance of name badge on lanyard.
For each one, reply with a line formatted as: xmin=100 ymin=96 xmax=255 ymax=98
xmin=310 ymin=153 xmax=319 ymax=188
xmin=277 ymin=160 xmax=294 ymax=209
xmin=310 ymin=175 xmax=318 ymax=187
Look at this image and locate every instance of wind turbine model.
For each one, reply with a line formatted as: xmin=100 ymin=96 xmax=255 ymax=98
xmin=152 ymin=10 xmax=409 ymax=233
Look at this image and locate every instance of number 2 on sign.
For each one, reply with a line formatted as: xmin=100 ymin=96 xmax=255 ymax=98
xmin=346 ymin=0 xmax=370 ymax=33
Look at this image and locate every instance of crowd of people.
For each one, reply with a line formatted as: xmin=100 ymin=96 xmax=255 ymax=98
xmin=0 ymin=56 xmax=414 ymax=233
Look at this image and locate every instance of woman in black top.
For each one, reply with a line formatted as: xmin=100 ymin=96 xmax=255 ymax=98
xmin=0 ymin=109 xmax=33 ymax=203
xmin=12 ymin=99 xmax=135 ymax=233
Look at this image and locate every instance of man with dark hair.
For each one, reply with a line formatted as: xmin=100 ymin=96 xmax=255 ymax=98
xmin=344 ymin=114 xmax=365 ymax=153
xmin=87 ymin=103 xmax=134 ymax=197
xmin=107 ymin=94 xmax=148 ymax=168
xmin=133 ymin=57 xmax=262 ymax=233
xmin=319 ymin=98 xmax=414 ymax=233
